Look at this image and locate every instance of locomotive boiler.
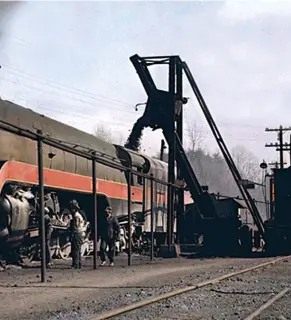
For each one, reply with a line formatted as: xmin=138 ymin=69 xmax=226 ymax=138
xmin=0 ymin=99 xmax=193 ymax=262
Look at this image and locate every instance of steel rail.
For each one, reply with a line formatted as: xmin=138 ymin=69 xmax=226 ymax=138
xmin=91 ymin=255 xmax=291 ymax=320
xmin=243 ymin=288 xmax=290 ymax=320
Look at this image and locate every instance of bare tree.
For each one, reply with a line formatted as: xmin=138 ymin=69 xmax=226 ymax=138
xmin=93 ymin=124 xmax=114 ymax=143
xmin=115 ymin=133 xmax=126 ymax=146
xmin=93 ymin=124 xmax=126 ymax=145
xmin=186 ymin=119 xmax=204 ymax=152
xmin=231 ymin=145 xmax=261 ymax=182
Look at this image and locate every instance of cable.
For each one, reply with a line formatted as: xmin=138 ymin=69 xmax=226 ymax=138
xmin=0 ymin=74 xmax=137 ymax=117
xmin=1 ymin=64 xmax=133 ymax=107
xmin=0 ymin=67 xmax=270 ymax=143
xmin=1 ymin=64 xmax=276 ymax=131
xmin=0 ymin=80 xmax=268 ymax=143
xmin=0 ymin=78 xmax=141 ymax=125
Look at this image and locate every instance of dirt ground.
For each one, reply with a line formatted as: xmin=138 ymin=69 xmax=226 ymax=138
xmin=0 ymin=254 xmax=289 ymax=320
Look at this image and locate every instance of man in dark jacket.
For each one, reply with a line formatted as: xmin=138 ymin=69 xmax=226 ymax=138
xmin=99 ymin=206 xmax=120 ymax=267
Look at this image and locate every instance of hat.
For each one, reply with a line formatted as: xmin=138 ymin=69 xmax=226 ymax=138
xmin=69 ymin=199 xmax=80 ymax=210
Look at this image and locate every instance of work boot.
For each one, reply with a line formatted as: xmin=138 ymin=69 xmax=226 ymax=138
xmin=100 ymin=261 xmax=106 ymax=266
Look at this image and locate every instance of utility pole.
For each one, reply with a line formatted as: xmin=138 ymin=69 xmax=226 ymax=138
xmin=265 ymin=126 xmax=291 ymax=169
xmin=278 ymin=134 xmax=291 ymax=166
xmin=268 ymin=161 xmax=287 ymax=169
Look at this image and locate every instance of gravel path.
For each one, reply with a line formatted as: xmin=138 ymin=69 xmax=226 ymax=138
xmin=0 ymin=255 xmax=289 ymax=320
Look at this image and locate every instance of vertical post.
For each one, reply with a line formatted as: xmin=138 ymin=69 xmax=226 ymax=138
xmin=270 ymin=175 xmax=274 ymax=219
xmin=142 ymin=176 xmax=146 ymax=218
xmin=279 ymin=126 xmax=284 ymax=169
xmin=127 ymin=170 xmax=132 ymax=266
xmin=37 ymin=131 xmax=46 ymax=283
xmin=150 ymin=174 xmax=154 ymax=260
xmin=160 ymin=139 xmax=166 ymax=161
xmin=166 ymin=56 xmax=176 ymax=247
xmin=176 ymin=58 xmax=184 ymax=244
xmin=92 ymin=156 xmax=98 ymax=269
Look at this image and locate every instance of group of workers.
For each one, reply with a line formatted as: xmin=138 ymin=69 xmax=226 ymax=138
xmin=44 ymin=200 xmax=120 ymax=269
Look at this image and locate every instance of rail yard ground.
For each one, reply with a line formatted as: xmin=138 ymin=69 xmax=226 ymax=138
xmin=0 ymin=254 xmax=290 ymax=320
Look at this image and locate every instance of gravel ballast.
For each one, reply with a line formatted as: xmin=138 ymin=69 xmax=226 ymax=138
xmin=0 ymin=254 xmax=290 ymax=320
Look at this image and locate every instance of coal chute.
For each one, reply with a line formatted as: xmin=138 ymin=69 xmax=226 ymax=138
xmin=124 ymin=117 xmax=145 ymax=151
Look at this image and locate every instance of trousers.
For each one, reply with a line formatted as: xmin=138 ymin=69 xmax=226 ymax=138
xmin=45 ymin=238 xmax=52 ymax=264
xmin=100 ymin=238 xmax=115 ymax=263
xmin=71 ymin=232 xmax=83 ymax=268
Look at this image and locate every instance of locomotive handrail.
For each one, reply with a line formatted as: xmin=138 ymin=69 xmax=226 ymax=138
xmin=0 ymin=119 xmax=183 ymax=190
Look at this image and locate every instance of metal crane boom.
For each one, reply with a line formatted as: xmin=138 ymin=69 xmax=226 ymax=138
xmin=182 ymin=61 xmax=265 ymax=240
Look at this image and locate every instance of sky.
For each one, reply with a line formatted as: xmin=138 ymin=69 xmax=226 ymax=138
xmin=0 ymin=0 xmax=291 ymax=167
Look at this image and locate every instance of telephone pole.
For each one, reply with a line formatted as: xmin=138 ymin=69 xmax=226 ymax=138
xmin=265 ymin=125 xmax=291 ymax=169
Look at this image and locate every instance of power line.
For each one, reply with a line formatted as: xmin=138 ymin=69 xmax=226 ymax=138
xmin=1 ymin=64 xmax=279 ymax=130
xmin=0 ymin=75 xmax=138 ymax=119
xmin=0 ymin=67 xmax=276 ymax=151
xmin=1 ymin=64 xmax=274 ymax=136
xmin=1 ymin=64 xmax=133 ymax=107
xmin=0 ymin=77 xmax=268 ymax=142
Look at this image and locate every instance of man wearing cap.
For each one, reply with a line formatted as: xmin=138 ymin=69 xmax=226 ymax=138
xmin=69 ymin=200 xmax=84 ymax=269
xmin=99 ymin=206 xmax=120 ymax=267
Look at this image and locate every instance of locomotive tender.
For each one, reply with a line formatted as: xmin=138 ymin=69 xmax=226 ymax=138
xmin=0 ymin=99 xmax=193 ymax=261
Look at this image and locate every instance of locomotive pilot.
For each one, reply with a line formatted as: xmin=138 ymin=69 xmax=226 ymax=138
xmin=69 ymin=200 xmax=84 ymax=269
xmin=99 ymin=206 xmax=120 ymax=267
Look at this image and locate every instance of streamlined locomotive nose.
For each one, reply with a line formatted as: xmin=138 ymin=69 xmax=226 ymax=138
xmin=0 ymin=196 xmax=10 ymax=249
xmin=0 ymin=196 xmax=11 ymax=228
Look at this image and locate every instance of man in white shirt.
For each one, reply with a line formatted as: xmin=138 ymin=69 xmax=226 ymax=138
xmin=69 ymin=200 xmax=84 ymax=269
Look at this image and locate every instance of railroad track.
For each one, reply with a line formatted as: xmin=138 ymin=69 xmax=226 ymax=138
xmin=92 ymin=255 xmax=291 ymax=320
xmin=243 ymin=288 xmax=290 ymax=320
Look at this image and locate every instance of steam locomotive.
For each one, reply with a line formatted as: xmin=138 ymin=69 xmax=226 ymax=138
xmin=0 ymin=99 xmax=194 ymax=263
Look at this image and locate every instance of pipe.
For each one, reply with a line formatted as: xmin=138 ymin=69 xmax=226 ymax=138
xmin=92 ymin=157 xmax=98 ymax=269
xmin=142 ymin=176 xmax=146 ymax=220
xmin=150 ymin=174 xmax=154 ymax=261
xmin=127 ymin=170 xmax=132 ymax=266
xmin=37 ymin=131 xmax=46 ymax=283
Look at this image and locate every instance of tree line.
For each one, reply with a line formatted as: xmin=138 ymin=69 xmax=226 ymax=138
xmin=93 ymin=122 xmax=268 ymax=219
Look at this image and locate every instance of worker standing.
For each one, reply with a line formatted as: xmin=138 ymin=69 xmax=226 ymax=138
xmin=44 ymin=207 xmax=53 ymax=268
xmin=69 ymin=200 xmax=84 ymax=269
xmin=99 ymin=206 xmax=120 ymax=267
